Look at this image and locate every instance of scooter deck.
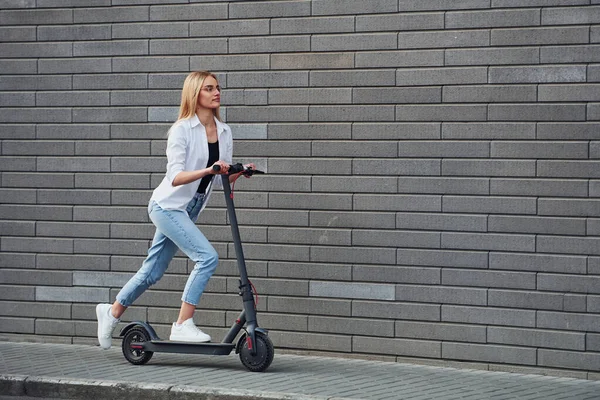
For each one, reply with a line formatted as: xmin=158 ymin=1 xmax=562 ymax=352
xmin=136 ymin=340 xmax=236 ymax=356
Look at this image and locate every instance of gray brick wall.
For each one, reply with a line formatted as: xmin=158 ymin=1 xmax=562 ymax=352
xmin=1 ymin=0 xmax=599 ymax=378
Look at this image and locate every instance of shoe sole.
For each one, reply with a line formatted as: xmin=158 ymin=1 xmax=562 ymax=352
xmin=168 ymin=336 xmax=211 ymax=343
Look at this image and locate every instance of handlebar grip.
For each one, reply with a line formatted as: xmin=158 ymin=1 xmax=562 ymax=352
xmin=212 ymin=164 xmax=221 ymax=172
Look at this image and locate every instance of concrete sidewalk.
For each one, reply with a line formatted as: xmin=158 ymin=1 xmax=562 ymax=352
xmin=1 ymin=341 xmax=599 ymax=400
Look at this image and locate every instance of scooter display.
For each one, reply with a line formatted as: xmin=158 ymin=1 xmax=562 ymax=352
xmin=119 ymin=163 xmax=274 ymax=372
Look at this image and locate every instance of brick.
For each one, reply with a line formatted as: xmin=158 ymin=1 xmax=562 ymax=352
xmin=2 ymin=140 xmax=72 ymax=156
xmin=0 ymin=301 xmax=70 ymax=319
xmin=396 ymin=212 xmax=487 ymax=232
xmin=269 ymin=330 xmax=351 ymax=352
xmin=443 ymin=160 xmax=536 ymax=177
xmin=73 ymin=40 xmax=147 ymax=57
xmin=537 ymin=122 xmax=600 ymax=140
xmin=310 ymin=315 xmax=393 ymax=337
xmin=38 ymin=24 xmax=111 ymax=41
xmin=355 ymin=87 xmax=441 ymax=104
xmin=0 ymin=75 xmax=73 ymax=91
xmin=150 ymin=38 xmax=226 ymax=55
xmin=396 ymin=284 xmax=486 ymax=305
xmin=311 ymin=245 xmax=396 ymax=265
xmin=404 ymin=141 xmax=490 ymax=157
xmin=36 ymin=286 xmax=107 ymax=303
xmin=269 ymin=193 xmax=351 ymax=210
xmin=38 ymin=58 xmax=112 ymax=75
xmin=447 ymin=9 xmax=540 ymax=29
xmin=312 ymin=176 xmax=396 ymax=193
xmin=230 ymin=242 xmax=309 ymax=262
xmin=73 ymin=206 xmax=149 ymax=223
xmin=38 ymin=189 xmax=111 ymax=205
xmin=268 ymin=296 xmax=350 ymax=316
xmin=0 ymin=286 xmax=34 ymax=301
xmin=109 ymin=222 xmax=155 ymax=238
xmin=0 ymin=253 xmax=35 ymax=269
xmin=309 ymin=211 xmax=395 ymax=229
xmin=38 ymin=91 xmax=110 ymax=107
xmin=191 ymin=55 xmax=268 ymax=72
xmin=268 ymin=88 xmax=352 ymax=105
xmin=228 ymin=72 xmax=308 ymax=89
xmin=443 ymin=268 xmax=536 ymax=290
xmin=36 ymin=220 xmax=110 ymax=237
xmin=0 ymin=9 xmax=73 ymax=25
xmin=539 ymin=199 xmax=600 ymax=217
xmin=541 ymin=45 xmax=600 ymax=63
xmin=442 ymin=342 xmax=536 ymax=365
xmin=0 ymin=205 xmax=72 ymax=221
xmin=268 ymin=123 xmax=350 ymax=140
xmin=0 ymin=108 xmax=71 ymax=124
xmin=490 ymin=215 xmax=586 ymax=236
xmin=268 ymin=227 xmax=350 ymax=246
xmin=0 ymin=92 xmax=35 ymax=107
xmin=356 ymin=159 xmax=440 ymax=176
xmin=0 ymin=317 xmax=34 ymax=334
xmin=397 ymin=105 xmax=487 ymax=122
xmin=494 ymin=141 xmax=588 ymax=159
xmin=539 ymin=349 xmax=600 ymax=371
xmin=494 ymin=0 xmax=588 ymax=5
xmin=113 ymin=57 xmax=188 ymax=73
xmin=271 ymin=16 xmax=354 ymax=34
xmin=354 ymin=336 xmax=441 ymax=358
xmin=113 ymin=22 xmax=188 ymax=39
xmin=538 ymin=161 xmax=600 ymax=178
xmin=353 ymin=229 xmax=440 ymax=249
xmin=537 ymin=235 xmax=600 ymax=256
xmin=359 ymin=51 xmax=444 ymax=70
xmin=398 ymin=29 xmax=489 ymax=49
xmin=312 ymin=33 xmax=397 ymax=51
xmin=491 ymin=104 xmax=586 ymax=121
xmin=2 ymin=236 xmax=73 ymax=254
xmin=447 ymin=47 xmax=540 ymax=66
xmin=190 ymin=19 xmax=268 ymax=38
xmin=39 ymin=0 xmax=110 ymax=6
xmin=491 ymin=178 xmax=588 ymax=197
xmin=589 ymin=218 xmax=600 ymax=236
xmin=0 ymin=156 xmax=34 ymax=171
xmin=442 ymin=232 xmax=535 ymax=252
xmin=229 ymin=1 xmax=310 ymax=18
xmin=310 ymin=281 xmax=394 ymax=301
xmin=0 ymin=269 xmax=71 ymax=286
xmin=493 ymin=252 xmax=586 ymax=274
xmin=353 ymin=123 xmax=440 ymax=139
xmin=37 ymin=254 xmax=109 ymax=271
xmin=447 ymin=86 xmax=537 ymax=104
xmin=397 ymin=249 xmax=488 ymax=269
xmin=230 ymin=36 xmax=310 ymax=53
xmin=37 ymin=157 xmax=109 ymax=173
xmin=490 ymin=65 xmax=586 ymax=83
xmin=74 ymin=74 xmax=147 ymax=90
xmin=269 ymin=261 xmax=350 ymax=281
xmin=0 ymin=221 xmax=34 ymax=236
xmin=353 ymin=194 xmax=441 ymax=212
xmin=398 ymin=177 xmax=489 ymax=195
xmin=492 ymin=26 xmax=589 ymax=46
xmin=312 ymin=0 xmax=396 ymax=15
xmin=538 ymin=310 xmax=600 ymax=332
xmin=353 ymin=300 xmax=440 ymax=322
xmin=357 ymin=12 xmax=442 ymax=32
xmin=396 ymin=321 xmax=486 ymax=343
xmin=398 ymin=67 xmax=487 ymax=86
xmin=312 ymin=141 xmax=396 ymax=158
xmin=539 ymin=84 xmax=600 ymax=102
xmin=227 ymin=106 xmax=307 ymax=122
xmin=2 ymin=173 xmax=73 ymax=188
xmin=590 ymin=103 xmax=600 ymax=120
xmin=236 ymin=209 xmax=307 ymax=227
xmin=0 ymin=60 xmax=36 ymax=74
xmin=76 ymin=141 xmax=150 ymax=156
xmin=398 ymin=0 xmax=490 ymax=11
xmin=35 ymin=319 xmax=75 ymax=336
xmin=0 ymin=26 xmax=35 ymax=42
xmin=311 ymin=69 xmax=395 ymax=88
xmin=75 ymin=173 xmax=149 ymax=189
xmin=443 ymin=305 xmax=535 ymax=327
xmin=488 ymin=289 xmax=564 ymax=310
xmin=150 ymin=3 xmax=227 ymax=21
xmin=354 ymin=265 xmax=440 ymax=285
xmin=310 ymin=105 xmax=394 ymax=122
xmin=592 ymin=181 xmax=600 ymax=197
xmin=538 ymin=273 xmax=600 ymax=294
xmin=542 ymin=5 xmax=600 ymax=25
xmin=0 ymin=188 xmax=36 ymax=204
xmin=36 ymin=124 xmax=109 ymax=140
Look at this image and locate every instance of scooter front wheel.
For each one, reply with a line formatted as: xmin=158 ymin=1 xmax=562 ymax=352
xmin=238 ymin=331 xmax=274 ymax=372
xmin=122 ymin=327 xmax=154 ymax=365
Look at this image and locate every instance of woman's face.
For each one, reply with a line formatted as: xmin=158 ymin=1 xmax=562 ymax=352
xmin=197 ymin=76 xmax=221 ymax=110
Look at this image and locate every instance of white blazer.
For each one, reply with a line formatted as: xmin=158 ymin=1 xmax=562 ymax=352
xmin=149 ymin=114 xmax=233 ymax=214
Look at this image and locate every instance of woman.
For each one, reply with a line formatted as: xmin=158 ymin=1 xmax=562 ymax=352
xmin=96 ymin=71 xmax=254 ymax=349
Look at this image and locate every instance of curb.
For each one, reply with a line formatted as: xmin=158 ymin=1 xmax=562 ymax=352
xmin=1 ymin=374 xmax=352 ymax=400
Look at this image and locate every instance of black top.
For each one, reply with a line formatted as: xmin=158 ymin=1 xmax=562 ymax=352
xmin=197 ymin=141 xmax=219 ymax=194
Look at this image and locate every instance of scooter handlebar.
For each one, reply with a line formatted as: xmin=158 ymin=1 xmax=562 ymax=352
xmin=213 ymin=163 xmax=264 ymax=176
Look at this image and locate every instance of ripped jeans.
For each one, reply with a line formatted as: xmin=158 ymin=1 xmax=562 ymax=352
xmin=115 ymin=192 xmax=218 ymax=307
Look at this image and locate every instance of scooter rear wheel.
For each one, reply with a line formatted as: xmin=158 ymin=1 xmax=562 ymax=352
xmin=122 ymin=327 xmax=154 ymax=365
xmin=239 ymin=332 xmax=274 ymax=372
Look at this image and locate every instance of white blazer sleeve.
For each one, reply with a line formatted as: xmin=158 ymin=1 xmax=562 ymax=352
xmin=165 ymin=123 xmax=187 ymax=185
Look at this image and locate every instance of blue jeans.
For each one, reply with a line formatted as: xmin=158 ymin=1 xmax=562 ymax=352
xmin=116 ymin=193 xmax=218 ymax=307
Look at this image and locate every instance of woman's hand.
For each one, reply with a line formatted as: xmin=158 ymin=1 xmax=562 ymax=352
xmin=211 ymin=160 xmax=229 ymax=174
xmin=243 ymin=163 xmax=256 ymax=178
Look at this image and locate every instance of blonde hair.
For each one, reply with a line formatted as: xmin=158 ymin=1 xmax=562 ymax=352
xmin=176 ymin=70 xmax=221 ymax=122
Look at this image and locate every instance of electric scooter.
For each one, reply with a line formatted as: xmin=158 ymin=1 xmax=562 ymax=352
xmin=119 ymin=163 xmax=274 ymax=372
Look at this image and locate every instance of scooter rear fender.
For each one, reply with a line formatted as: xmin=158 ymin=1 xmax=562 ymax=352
xmin=119 ymin=321 xmax=161 ymax=340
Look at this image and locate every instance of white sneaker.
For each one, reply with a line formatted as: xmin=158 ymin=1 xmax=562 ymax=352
xmin=169 ymin=318 xmax=211 ymax=343
xmin=96 ymin=303 xmax=120 ymax=350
